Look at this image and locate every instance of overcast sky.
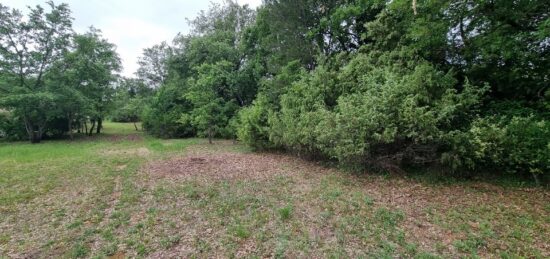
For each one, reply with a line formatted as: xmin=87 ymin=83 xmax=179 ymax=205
xmin=3 ymin=0 xmax=263 ymax=77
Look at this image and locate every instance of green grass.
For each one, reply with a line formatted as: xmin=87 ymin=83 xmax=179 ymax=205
xmin=0 ymin=122 xmax=548 ymax=258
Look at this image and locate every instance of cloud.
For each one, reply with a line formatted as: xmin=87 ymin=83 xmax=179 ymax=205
xmin=97 ymin=17 xmax=174 ymax=77
xmin=2 ymin=0 xmax=263 ymax=77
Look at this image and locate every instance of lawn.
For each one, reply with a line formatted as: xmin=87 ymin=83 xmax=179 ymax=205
xmin=0 ymin=122 xmax=548 ymax=258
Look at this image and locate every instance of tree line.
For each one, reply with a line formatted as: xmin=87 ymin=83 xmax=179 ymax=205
xmin=0 ymin=1 xmax=122 ymax=142
xmin=1 ymin=0 xmax=549 ymax=183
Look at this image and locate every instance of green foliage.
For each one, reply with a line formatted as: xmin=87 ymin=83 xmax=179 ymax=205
xmin=142 ymin=82 xmax=194 ymax=138
xmin=0 ymin=111 xmax=26 ymax=140
xmin=236 ymin=61 xmax=304 ymax=149
xmin=237 ymin=94 xmax=274 ymax=149
xmin=267 ymin=53 xmax=486 ymax=168
xmin=111 ymin=78 xmax=152 ymax=124
xmin=445 ymin=115 xmax=550 ymax=180
xmin=0 ymin=2 xmax=121 ymax=142
xmin=142 ymin=2 xmax=259 ymax=140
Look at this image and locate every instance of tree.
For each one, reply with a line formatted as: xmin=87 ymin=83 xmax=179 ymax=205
xmin=136 ymin=42 xmax=172 ymax=89
xmin=143 ymin=1 xmax=259 ymax=139
xmin=66 ymin=28 xmax=121 ymax=135
xmin=0 ymin=1 xmax=73 ymax=143
xmin=184 ymin=61 xmax=240 ymax=143
xmin=111 ymin=78 xmax=153 ymax=131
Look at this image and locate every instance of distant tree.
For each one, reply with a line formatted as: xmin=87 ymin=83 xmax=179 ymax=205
xmin=66 ymin=28 xmax=121 ymax=135
xmin=136 ymin=41 xmax=172 ymax=89
xmin=111 ymin=78 xmax=153 ymax=131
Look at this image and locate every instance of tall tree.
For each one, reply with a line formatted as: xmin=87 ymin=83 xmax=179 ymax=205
xmin=47 ymin=28 xmax=121 ymax=136
xmin=136 ymin=41 xmax=172 ymax=89
xmin=0 ymin=1 xmax=73 ymax=143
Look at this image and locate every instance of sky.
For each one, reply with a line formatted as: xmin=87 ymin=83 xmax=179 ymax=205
xmin=3 ymin=0 xmax=263 ymax=77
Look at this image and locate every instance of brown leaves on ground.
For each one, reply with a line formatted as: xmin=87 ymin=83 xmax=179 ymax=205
xmin=147 ymin=152 xmax=298 ymax=182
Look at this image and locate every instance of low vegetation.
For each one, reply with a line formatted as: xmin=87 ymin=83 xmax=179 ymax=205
xmin=0 ymin=123 xmax=548 ymax=258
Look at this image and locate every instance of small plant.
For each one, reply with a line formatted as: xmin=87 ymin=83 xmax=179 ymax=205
xmin=160 ymin=235 xmax=181 ymax=249
xmin=231 ymin=224 xmax=250 ymax=239
xmin=71 ymin=242 xmax=89 ymax=258
xmin=278 ymin=205 xmax=293 ymax=221
xmin=375 ymin=208 xmax=404 ymax=229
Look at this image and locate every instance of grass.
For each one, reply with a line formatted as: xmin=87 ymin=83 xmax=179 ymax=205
xmin=0 ymin=122 xmax=548 ymax=258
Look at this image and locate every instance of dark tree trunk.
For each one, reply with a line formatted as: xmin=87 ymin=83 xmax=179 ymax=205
xmin=133 ymin=121 xmax=139 ymax=131
xmin=24 ymin=119 xmax=43 ymax=144
xmin=96 ymin=118 xmax=102 ymax=134
xmin=84 ymin=121 xmax=88 ymax=135
xmin=30 ymin=131 xmax=40 ymax=143
xmin=532 ymin=173 xmax=541 ymax=186
xmin=89 ymin=120 xmax=96 ymax=136
xmin=67 ymin=114 xmax=73 ymax=140
xmin=208 ymin=126 xmax=213 ymax=144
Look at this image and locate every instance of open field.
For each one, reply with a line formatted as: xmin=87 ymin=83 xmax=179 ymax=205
xmin=0 ymin=123 xmax=548 ymax=258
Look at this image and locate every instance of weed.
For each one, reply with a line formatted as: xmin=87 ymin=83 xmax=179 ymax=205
xmin=278 ymin=205 xmax=293 ymax=221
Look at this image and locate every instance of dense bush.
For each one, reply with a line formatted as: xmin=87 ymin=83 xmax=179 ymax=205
xmin=253 ymin=52 xmax=486 ymax=169
xmin=111 ymin=99 xmax=145 ymax=123
xmin=0 ymin=111 xmax=27 ymax=141
xmin=444 ymin=115 xmax=550 ymax=183
xmin=142 ymin=83 xmax=194 ymax=138
xmin=238 ymin=93 xmax=277 ymax=149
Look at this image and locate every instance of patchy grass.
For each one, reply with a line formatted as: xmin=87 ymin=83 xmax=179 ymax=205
xmin=0 ymin=122 xmax=548 ymax=258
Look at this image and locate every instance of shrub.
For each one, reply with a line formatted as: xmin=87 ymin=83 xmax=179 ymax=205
xmin=270 ymin=63 xmax=338 ymax=158
xmin=236 ymin=61 xmax=304 ymax=149
xmin=237 ymin=94 xmax=274 ymax=148
xmin=0 ymin=111 xmax=27 ymax=141
xmin=445 ymin=115 xmax=550 ymax=183
xmin=142 ymin=83 xmax=195 ymax=138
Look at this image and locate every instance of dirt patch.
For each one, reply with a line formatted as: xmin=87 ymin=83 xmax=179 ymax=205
xmin=125 ymin=134 xmax=143 ymax=142
xmin=103 ymin=147 xmax=150 ymax=157
xmin=146 ymin=152 xmax=296 ymax=181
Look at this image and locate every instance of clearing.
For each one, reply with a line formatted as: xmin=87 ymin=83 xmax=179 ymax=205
xmin=0 ymin=123 xmax=548 ymax=258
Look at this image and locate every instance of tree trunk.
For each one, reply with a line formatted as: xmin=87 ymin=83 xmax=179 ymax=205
xmin=84 ymin=121 xmax=88 ymax=135
xmin=96 ymin=118 xmax=102 ymax=134
xmin=67 ymin=114 xmax=73 ymax=140
xmin=133 ymin=121 xmax=139 ymax=131
xmin=30 ymin=131 xmax=40 ymax=143
xmin=532 ymin=173 xmax=541 ymax=187
xmin=89 ymin=120 xmax=96 ymax=136
xmin=208 ymin=126 xmax=213 ymax=144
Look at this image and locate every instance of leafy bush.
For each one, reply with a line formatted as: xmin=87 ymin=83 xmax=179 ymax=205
xmin=237 ymin=94 xmax=276 ymax=149
xmin=445 ymin=115 xmax=550 ymax=183
xmin=236 ymin=61 xmax=304 ymax=149
xmin=0 ymin=111 xmax=27 ymax=141
xmin=267 ymin=52 xmax=486 ymax=169
xmin=142 ymin=83 xmax=194 ymax=138
xmin=269 ymin=63 xmax=337 ymax=157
